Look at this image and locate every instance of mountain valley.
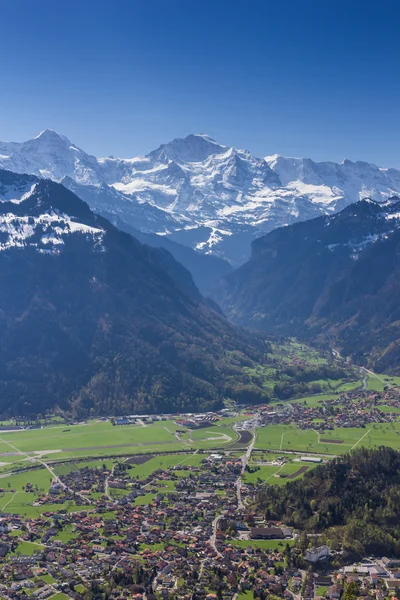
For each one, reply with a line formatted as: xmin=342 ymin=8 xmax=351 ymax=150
xmin=212 ymin=198 xmax=400 ymax=372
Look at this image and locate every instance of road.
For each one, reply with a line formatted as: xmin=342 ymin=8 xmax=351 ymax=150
xmin=209 ymin=514 xmax=223 ymax=558
xmin=208 ymin=427 xmax=256 ymax=557
xmin=361 ymin=366 xmax=387 ymax=386
xmin=237 ymin=427 xmax=256 ymax=509
xmin=0 ymin=434 xmax=93 ymax=505
xmin=105 ymin=477 xmax=111 ymax=500
xmin=360 ymin=368 xmax=368 ymax=390
xmin=334 ymin=348 xmax=388 ymax=390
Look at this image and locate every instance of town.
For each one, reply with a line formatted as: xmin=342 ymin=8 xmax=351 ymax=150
xmin=1 ymin=378 xmax=400 ymax=600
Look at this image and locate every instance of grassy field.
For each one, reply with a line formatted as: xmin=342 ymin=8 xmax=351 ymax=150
xmin=0 ymin=420 xmax=177 ymax=453
xmin=237 ymin=592 xmax=254 ymax=600
xmin=128 ymin=452 xmax=203 ymax=479
xmin=379 ymin=405 xmax=400 ymax=413
xmin=334 ymin=380 xmax=362 ymax=392
xmin=255 ymin=422 xmax=400 ymax=455
xmin=366 ymin=374 xmax=386 ymax=391
xmin=12 ymin=540 xmax=44 ymax=555
xmin=53 ymin=458 xmax=114 ymax=477
xmin=189 ymin=424 xmax=236 ymax=440
xmin=316 ymin=586 xmax=329 ymax=597
xmin=244 ymin=459 xmax=312 ymax=485
xmin=289 ymin=394 xmax=338 ymax=407
xmin=0 ymin=419 xmax=236 ymax=471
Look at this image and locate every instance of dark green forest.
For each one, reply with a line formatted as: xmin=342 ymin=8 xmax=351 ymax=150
xmin=257 ymin=447 xmax=400 ymax=557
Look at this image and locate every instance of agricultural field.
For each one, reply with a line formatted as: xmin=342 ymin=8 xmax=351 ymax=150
xmin=0 ymin=418 xmax=238 ymax=475
xmin=270 ymin=340 xmax=329 ymax=366
xmin=245 ymin=343 xmax=359 ymax=396
xmin=244 ymin=459 xmax=313 ymax=485
xmin=255 ymin=422 xmax=400 ymax=455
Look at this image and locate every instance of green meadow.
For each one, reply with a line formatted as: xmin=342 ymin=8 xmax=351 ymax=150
xmin=255 ymin=422 xmax=400 ymax=454
xmin=0 ymin=419 xmax=236 ymax=470
xmin=244 ymin=460 xmax=312 ymax=485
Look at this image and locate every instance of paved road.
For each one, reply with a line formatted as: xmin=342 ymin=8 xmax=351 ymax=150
xmin=208 ymin=428 xmax=256 ymax=558
xmin=237 ymin=426 xmax=256 ymax=509
xmin=361 ymin=366 xmax=387 ymax=386
xmin=209 ymin=514 xmax=223 ymax=558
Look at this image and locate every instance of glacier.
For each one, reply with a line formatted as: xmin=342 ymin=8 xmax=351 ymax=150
xmin=1 ymin=130 xmax=400 ymax=264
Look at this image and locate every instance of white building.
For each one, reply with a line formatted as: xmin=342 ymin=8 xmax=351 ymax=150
xmin=304 ymin=545 xmax=331 ymax=563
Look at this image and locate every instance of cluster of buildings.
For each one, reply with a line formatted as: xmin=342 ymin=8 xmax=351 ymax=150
xmin=1 ymin=387 xmax=400 ymax=600
xmin=255 ymin=386 xmax=400 ymax=432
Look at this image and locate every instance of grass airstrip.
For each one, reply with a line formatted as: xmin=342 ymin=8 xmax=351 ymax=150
xmin=0 ymin=369 xmax=399 ymax=531
xmin=0 ymin=418 xmax=238 ymax=469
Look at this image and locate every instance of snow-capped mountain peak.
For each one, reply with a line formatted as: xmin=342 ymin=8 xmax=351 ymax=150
xmin=2 ymin=131 xmax=400 ymax=265
xmin=148 ymin=133 xmax=228 ymax=163
xmin=0 ymin=130 xmax=102 ymax=185
xmin=33 ymin=128 xmax=72 ymax=145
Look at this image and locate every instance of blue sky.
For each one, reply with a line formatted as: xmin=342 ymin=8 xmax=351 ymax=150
xmin=1 ymin=0 xmax=399 ymax=166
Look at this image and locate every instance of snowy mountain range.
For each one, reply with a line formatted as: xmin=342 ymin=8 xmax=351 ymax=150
xmin=2 ymin=129 xmax=400 ymax=265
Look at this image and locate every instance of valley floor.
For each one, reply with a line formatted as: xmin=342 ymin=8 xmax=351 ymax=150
xmin=0 ymin=369 xmax=399 ymax=599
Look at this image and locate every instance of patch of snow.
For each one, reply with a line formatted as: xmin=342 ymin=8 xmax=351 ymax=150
xmin=0 ymin=211 xmax=104 ymax=252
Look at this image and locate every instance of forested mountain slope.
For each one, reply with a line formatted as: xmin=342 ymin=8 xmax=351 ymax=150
xmin=212 ymin=199 xmax=400 ymax=372
xmin=0 ymin=169 xmax=267 ymax=417
xmin=257 ymin=447 xmax=400 ymax=557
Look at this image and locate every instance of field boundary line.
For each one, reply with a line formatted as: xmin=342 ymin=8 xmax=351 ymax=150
xmin=312 ymin=429 xmax=321 ymax=444
xmin=0 ymin=491 xmax=18 ymax=512
xmin=351 ymin=428 xmax=371 ymax=450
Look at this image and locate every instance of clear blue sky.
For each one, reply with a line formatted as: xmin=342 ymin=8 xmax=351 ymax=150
xmin=1 ymin=0 xmax=399 ymax=166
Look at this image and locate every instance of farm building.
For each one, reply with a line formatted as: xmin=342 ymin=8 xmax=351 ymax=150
xmin=250 ymin=527 xmax=284 ymax=540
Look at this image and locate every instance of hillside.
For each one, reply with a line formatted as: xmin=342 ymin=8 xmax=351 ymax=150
xmin=2 ymin=130 xmax=400 ymax=265
xmin=212 ymin=199 xmax=400 ymax=372
xmin=0 ymin=169 xmax=269 ymax=417
xmin=61 ymin=177 xmax=233 ymax=294
xmin=257 ymin=447 xmax=400 ymax=557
